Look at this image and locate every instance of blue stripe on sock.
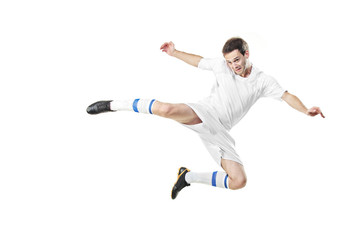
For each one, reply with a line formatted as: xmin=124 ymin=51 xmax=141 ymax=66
xmin=133 ymin=99 xmax=140 ymax=113
xmin=224 ymin=174 xmax=229 ymax=189
xmin=212 ymin=171 xmax=218 ymax=187
xmin=149 ymin=99 xmax=156 ymax=114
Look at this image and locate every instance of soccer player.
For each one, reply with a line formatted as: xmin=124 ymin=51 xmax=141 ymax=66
xmin=87 ymin=37 xmax=325 ymax=199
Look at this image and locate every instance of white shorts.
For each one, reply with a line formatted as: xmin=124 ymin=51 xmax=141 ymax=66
xmin=181 ymin=103 xmax=242 ymax=166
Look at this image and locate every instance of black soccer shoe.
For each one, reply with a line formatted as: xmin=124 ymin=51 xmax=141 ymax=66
xmin=171 ymin=167 xmax=190 ymax=200
xmin=86 ymin=101 xmax=114 ymax=115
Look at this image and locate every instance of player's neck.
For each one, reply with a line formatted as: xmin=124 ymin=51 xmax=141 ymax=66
xmin=241 ymin=65 xmax=252 ymax=78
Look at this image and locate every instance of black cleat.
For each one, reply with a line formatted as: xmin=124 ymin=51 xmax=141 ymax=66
xmin=86 ymin=101 xmax=114 ymax=115
xmin=171 ymin=167 xmax=190 ymax=200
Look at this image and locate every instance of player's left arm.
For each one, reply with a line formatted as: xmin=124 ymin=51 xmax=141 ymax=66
xmin=281 ymin=91 xmax=325 ymax=118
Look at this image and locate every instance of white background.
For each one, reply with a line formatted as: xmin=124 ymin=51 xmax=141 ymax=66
xmin=1 ymin=0 xmax=359 ymax=239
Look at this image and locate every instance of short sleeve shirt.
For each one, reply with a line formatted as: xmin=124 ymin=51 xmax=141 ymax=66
xmin=198 ymin=58 xmax=286 ymax=130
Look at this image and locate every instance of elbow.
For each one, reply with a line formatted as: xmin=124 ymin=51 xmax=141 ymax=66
xmin=195 ymin=56 xmax=203 ymax=67
xmin=281 ymin=91 xmax=292 ymax=101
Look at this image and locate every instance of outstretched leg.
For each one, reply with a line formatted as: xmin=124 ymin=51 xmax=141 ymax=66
xmin=87 ymin=99 xmax=202 ymax=125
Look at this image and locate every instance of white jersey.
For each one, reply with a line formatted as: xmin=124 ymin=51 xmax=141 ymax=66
xmin=182 ymin=57 xmax=286 ymax=165
xmin=198 ymin=58 xmax=286 ymax=130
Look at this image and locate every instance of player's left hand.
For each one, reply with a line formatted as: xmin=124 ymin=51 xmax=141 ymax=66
xmin=306 ymin=107 xmax=325 ymax=118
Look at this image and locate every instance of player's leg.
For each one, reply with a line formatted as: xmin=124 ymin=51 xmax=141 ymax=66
xmin=86 ymin=99 xmax=201 ymax=125
xmin=184 ymin=133 xmax=246 ymax=190
xmin=171 ymin=127 xmax=246 ymax=199
xmin=171 ymin=159 xmax=246 ymax=199
xmin=171 ymin=166 xmax=233 ymax=199
xmin=182 ymin=159 xmax=246 ymax=190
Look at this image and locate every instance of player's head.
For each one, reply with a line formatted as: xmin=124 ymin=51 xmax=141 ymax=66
xmin=222 ymin=37 xmax=249 ymax=56
xmin=222 ymin=37 xmax=250 ymax=76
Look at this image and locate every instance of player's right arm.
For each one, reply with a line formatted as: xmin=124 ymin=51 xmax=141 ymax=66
xmin=160 ymin=41 xmax=203 ymax=67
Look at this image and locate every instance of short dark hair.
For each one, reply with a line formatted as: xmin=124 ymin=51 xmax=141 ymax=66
xmin=222 ymin=37 xmax=249 ymax=55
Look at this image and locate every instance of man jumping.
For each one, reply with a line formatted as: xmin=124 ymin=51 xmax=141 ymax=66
xmin=87 ymin=37 xmax=325 ymax=199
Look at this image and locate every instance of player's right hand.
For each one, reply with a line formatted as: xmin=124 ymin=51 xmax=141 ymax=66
xmin=160 ymin=41 xmax=176 ymax=56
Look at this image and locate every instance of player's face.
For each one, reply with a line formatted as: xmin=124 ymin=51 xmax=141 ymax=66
xmin=224 ymin=49 xmax=249 ymax=76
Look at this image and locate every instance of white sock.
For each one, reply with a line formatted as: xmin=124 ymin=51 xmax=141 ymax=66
xmin=110 ymin=99 xmax=133 ymax=111
xmin=110 ymin=99 xmax=156 ymax=114
xmin=185 ymin=171 xmax=229 ymax=189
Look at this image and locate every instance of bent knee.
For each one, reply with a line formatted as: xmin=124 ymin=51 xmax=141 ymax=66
xmin=156 ymin=103 xmax=175 ymax=117
xmin=229 ymin=176 xmax=247 ymax=190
